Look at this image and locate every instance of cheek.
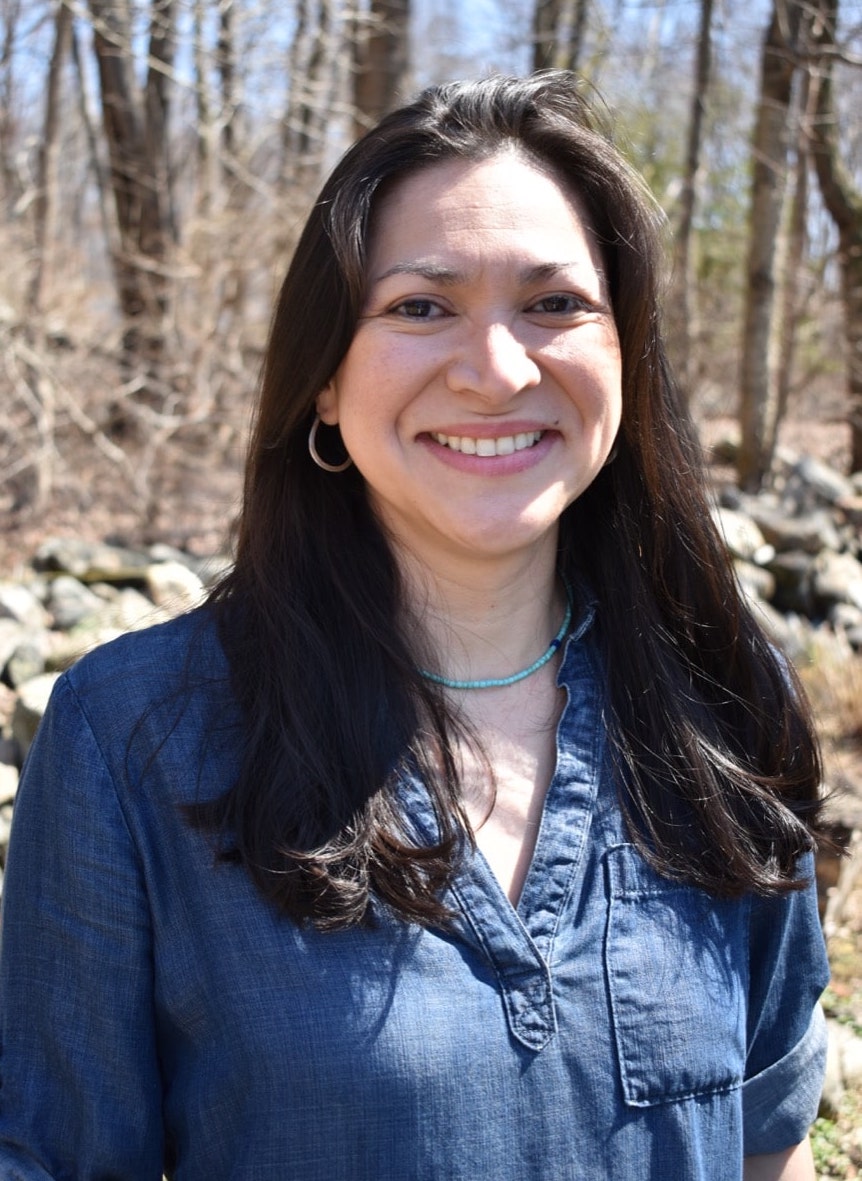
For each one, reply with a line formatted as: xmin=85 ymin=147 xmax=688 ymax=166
xmin=339 ymin=353 xmax=434 ymax=437
xmin=334 ymin=341 xmax=406 ymax=413
xmin=550 ymin=341 xmax=622 ymax=418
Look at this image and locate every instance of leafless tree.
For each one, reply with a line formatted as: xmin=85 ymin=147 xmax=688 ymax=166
xmin=774 ymin=66 xmax=815 ymax=436
xmin=667 ymin=0 xmax=714 ymax=402
xmin=738 ymin=0 xmax=806 ymax=491
xmin=352 ymin=0 xmax=410 ymax=136
xmin=87 ymin=0 xmax=178 ymax=388
xmin=809 ymin=0 xmax=862 ymax=473
xmin=284 ymin=0 xmax=342 ymax=190
xmin=27 ymin=0 xmax=73 ymax=315
xmin=0 ymin=0 xmax=24 ymax=212
xmin=532 ymin=0 xmax=590 ymax=73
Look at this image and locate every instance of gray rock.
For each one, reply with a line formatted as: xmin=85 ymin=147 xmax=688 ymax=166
xmin=829 ymin=602 xmax=862 ymax=633
xmin=0 ymin=582 xmax=48 ymax=629
xmin=46 ymin=575 xmax=106 ymax=630
xmin=111 ymin=587 xmax=164 ymax=631
xmin=766 ymin=552 xmax=816 ymax=616
xmin=0 ymin=618 xmax=28 ymax=671
xmin=747 ymin=505 xmax=842 ymax=556
xmin=791 ymin=455 xmax=855 ymax=507
xmin=734 ymin=560 xmax=776 ymax=603
xmin=33 ymin=538 xmax=150 ymax=583
xmin=812 ymin=551 xmax=862 ymax=613
xmin=147 ymin=542 xmax=195 ymax=567
xmin=821 ymin=1017 xmax=846 ymax=1118
xmin=842 ymin=1028 xmax=862 ymax=1090
xmin=823 ymin=1018 xmax=862 ymax=1103
xmin=836 ymin=493 xmax=862 ymax=530
xmin=11 ymin=672 xmax=61 ymax=758
xmin=146 ymin=560 xmax=205 ymax=613
xmin=846 ymin=626 xmax=862 ymax=653
xmin=146 ymin=545 xmax=231 ymax=587
xmin=0 ymin=737 xmax=19 ymax=766
xmin=0 ymin=763 xmax=18 ymax=804
xmin=711 ymin=507 xmax=773 ymax=564
xmin=87 ymin=581 xmax=121 ymax=602
xmin=5 ymin=640 xmax=46 ymax=687
xmin=0 ymin=801 xmax=13 ymax=855
xmin=46 ymin=626 xmax=125 ymax=671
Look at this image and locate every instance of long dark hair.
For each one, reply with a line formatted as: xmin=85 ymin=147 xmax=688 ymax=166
xmin=193 ymin=72 xmax=823 ymax=928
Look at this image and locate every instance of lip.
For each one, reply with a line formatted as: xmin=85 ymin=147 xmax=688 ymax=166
xmin=419 ymin=427 xmax=557 ymax=474
xmin=425 ymin=420 xmax=554 ymax=439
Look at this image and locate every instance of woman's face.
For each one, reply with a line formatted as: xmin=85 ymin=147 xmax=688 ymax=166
xmin=317 ymin=149 xmax=622 ymax=572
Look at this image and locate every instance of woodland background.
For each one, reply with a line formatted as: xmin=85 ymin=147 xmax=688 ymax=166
xmin=2 ymin=2 xmax=862 ymax=1174
xmin=0 ymin=0 xmax=861 ymax=566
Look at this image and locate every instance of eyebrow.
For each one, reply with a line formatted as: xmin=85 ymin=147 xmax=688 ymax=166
xmin=371 ymin=260 xmax=598 ymax=286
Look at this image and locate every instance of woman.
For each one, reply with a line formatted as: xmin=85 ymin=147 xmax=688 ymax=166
xmin=0 ymin=73 xmax=829 ymax=1179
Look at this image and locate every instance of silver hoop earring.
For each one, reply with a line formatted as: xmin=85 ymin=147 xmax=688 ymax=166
xmin=308 ymin=414 xmax=353 ymax=473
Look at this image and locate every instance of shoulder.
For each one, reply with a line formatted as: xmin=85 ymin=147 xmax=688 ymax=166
xmin=65 ymin=606 xmax=226 ymax=699
xmin=58 ymin=607 xmax=230 ymax=734
xmin=40 ymin=608 xmax=237 ymax=795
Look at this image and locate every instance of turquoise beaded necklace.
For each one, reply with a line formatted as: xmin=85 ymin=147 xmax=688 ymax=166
xmin=418 ymin=592 xmax=573 ymax=691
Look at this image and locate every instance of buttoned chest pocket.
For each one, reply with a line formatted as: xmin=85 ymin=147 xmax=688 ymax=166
xmin=604 ymin=844 xmax=748 ymax=1107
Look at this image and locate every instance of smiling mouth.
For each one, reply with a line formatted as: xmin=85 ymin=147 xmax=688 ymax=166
xmin=430 ymin=430 xmax=544 ymax=456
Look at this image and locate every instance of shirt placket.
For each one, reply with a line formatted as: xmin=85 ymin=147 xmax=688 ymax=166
xmin=439 ymin=606 xmax=605 ymax=1052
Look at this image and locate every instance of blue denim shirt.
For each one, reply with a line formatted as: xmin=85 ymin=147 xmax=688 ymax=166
xmin=0 ymin=604 xmax=828 ymax=1179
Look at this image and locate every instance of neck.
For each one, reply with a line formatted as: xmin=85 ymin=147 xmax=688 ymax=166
xmin=399 ymin=544 xmax=566 ymax=689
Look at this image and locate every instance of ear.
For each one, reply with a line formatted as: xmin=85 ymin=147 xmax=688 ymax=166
xmin=315 ymin=382 xmax=339 ymax=425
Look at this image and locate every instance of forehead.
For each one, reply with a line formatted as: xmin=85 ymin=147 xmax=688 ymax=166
xmin=366 ymin=150 xmax=598 ymax=270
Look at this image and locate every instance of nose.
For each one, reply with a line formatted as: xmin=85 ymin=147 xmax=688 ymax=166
xmin=445 ymin=321 xmax=541 ymax=402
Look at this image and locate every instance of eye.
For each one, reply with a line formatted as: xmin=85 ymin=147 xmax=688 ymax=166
xmin=389 ymin=298 xmax=449 ymax=320
xmin=526 ymin=293 xmax=588 ymax=316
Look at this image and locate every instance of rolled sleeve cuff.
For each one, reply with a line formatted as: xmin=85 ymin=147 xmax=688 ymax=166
xmin=742 ymin=1003 xmax=827 ymax=1156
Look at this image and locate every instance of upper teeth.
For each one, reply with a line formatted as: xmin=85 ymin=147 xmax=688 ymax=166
xmin=431 ymin=431 xmax=543 ymax=456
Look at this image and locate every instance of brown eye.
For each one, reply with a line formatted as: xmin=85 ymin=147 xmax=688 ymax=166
xmin=392 ymin=299 xmax=445 ymax=319
xmin=527 ymin=294 xmax=584 ymax=315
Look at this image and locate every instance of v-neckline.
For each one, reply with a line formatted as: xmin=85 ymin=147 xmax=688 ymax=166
xmin=397 ymin=603 xmax=605 ymax=1051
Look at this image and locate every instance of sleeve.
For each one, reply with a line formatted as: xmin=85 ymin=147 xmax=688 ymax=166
xmin=741 ymin=852 xmax=830 ymax=1156
xmin=0 ymin=675 xmax=165 ymax=1179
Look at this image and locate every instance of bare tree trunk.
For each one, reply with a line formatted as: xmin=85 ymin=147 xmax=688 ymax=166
xmin=87 ymin=0 xmax=178 ymax=399
xmin=533 ymin=0 xmax=560 ymax=70
xmin=352 ymin=0 xmax=410 ymax=137
xmin=738 ymin=0 xmax=803 ymax=491
xmin=16 ymin=0 xmax=73 ymax=509
xmin=71 ymin=23 xmax=117 ymax=263
xmin=28 ymin=0 xmax=73 ymax=313
xmin=284 ymin=0 xmax=339 ymax=189
xmin=217 ymin=0 xmax=238 ymax=177
xmin=0 ymin=0 xmax=23 ymax=212
xmin=774 ymin=72 xmax=812 ymax=439
xmin=809 ymin=0 xmax=862 ymax=473
xmin=532 ymin=0 xmax=590 ymax=73
xmin=144 ymin=0 xmax=177 ymax=245
xmin=215 ymin=0 xmax=249 ymax=337
xmin=667 ymin=0 xmax=714 ymax=402
xmin=193 ymin=0 xmax=215 ymax=215
xmin=89 ymin=0 xmax=154 ymax=319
